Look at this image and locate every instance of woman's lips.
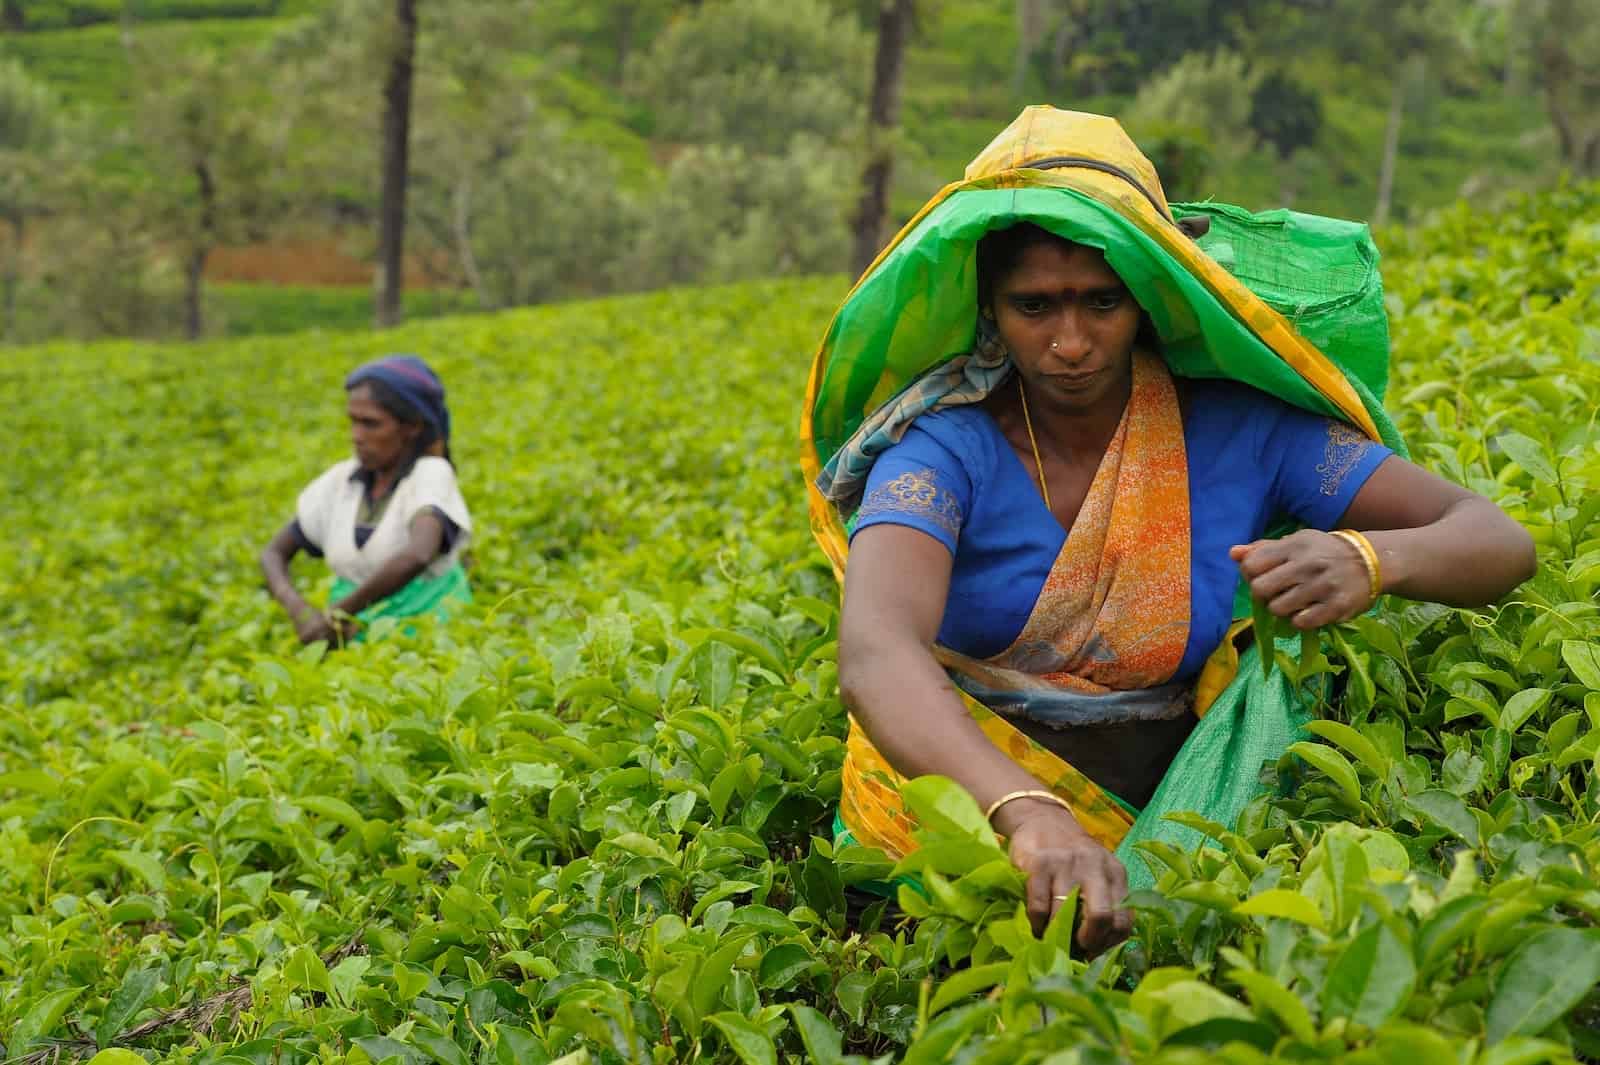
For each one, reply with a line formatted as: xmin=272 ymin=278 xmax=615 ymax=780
xmin=1048 ymin=370 xmax=1100 ymax=387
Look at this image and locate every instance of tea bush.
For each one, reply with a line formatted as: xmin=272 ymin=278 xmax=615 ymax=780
xmin=1 ymin=186 xmax=1597 ymax=1063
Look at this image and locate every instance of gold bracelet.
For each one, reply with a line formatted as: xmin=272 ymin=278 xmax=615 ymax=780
xmin=984 ymin=788 xmax=1072 ymax=825
xmin=1330 ymin=529 xmax=1383 ymax=606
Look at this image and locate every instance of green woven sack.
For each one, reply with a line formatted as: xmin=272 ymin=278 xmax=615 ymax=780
xmin=1174 ymin=201 xmax=1392 ymax=405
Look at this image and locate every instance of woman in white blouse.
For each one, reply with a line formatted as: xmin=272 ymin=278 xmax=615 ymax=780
xmin=260 ymin=355 xmax=473 ymax=645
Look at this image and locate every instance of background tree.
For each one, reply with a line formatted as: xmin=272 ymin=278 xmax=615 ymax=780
xmin=624 ymin=0 xmax=867 ymax=287
xmin=1010 ymin=0 xmax=1044 ymax=97
xmin=1233 ymin=0 xmax=1462 ymax=223
xmin=627 ymin=0 xmax=867 ymax=156
xmin=1249 ymin=69 xmax=1322 ymax=204
xmin=1516 ymin=0 xmax=1600 ymax=176
xmin=405 ymin=1 xmax=636 ymax=306
xmin=622 ymin=140 xmax=854 ymax=290
xmin=374 ymin=0 xmax=418 ymax=327
xmin=0 ymin=60 xmax=66 ymax=338
xmin=130 ymin=46 xmax=284 ymax=338
xmin=1124 ymin=51 xmax=1261 ymax=200
xmin=852 ymin=0 xmax=916 ymax=279
xmin=537 ymin=0 xmax=675 ymax=86
xmin=1334 ymin=0 xmax=1457 ymax=225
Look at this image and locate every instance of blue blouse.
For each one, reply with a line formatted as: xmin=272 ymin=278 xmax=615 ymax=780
xmin=851 ymin=378 xmax=1391 ymax=681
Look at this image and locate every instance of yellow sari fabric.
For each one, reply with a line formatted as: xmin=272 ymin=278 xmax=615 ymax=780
xmin=839 ymin=351 xmax=1197 ymax=858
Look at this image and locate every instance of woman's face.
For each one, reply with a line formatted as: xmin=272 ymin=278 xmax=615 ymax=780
xmin=347 ymin=384 xmax=420 ymax=472
xmin=988 ymin=240 xmax=1142 ymax=415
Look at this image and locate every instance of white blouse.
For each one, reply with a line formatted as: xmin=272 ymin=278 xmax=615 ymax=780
xmin=295 ymin=456 xmax=472 ymax=585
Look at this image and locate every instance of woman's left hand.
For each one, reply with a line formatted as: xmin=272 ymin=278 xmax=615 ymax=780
xmin=1230 ymin=530 xmax=1374 ymax=630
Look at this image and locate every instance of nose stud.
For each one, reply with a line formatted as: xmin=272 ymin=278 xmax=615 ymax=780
xmin=1050 ymin=341 xmax=1060 ymax=350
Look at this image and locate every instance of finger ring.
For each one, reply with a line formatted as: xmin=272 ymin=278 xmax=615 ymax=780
xmin=1053 ymin=894 xmax=1071 ymax=901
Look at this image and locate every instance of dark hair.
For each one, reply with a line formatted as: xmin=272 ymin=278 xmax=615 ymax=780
xmin=975 ymin=221 xmax=1162 ymax=353
xmin=976 ymin=222 xmax=1071 ymax=310
xmin=347 ymin=377 xmax=452 ymax=466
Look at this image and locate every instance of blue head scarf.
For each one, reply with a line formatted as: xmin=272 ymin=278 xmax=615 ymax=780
xmin=345 ymin=354 xmax=452 ymax=450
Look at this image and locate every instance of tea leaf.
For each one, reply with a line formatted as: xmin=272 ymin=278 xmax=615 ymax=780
xmin=707 ymin=1012 xmax=778 ymax=1065
xmin=1486 ymin=928 xmax=1600 ymax=1043
xmin=1322 ymin=921 xmax=1416 ymax=1028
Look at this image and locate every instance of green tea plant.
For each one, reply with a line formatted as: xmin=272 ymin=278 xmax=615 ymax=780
xmin=1 ymin=186 xmax=1598 ymax=1064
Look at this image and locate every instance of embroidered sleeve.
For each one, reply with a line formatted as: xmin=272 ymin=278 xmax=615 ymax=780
xmin=1316 ymin=421 xmax=1377 ymax=497
xmin=1266 ymin=405 xmax=1392 ymax=530
xmin=855 ymin=467 xmax=965 ymax=540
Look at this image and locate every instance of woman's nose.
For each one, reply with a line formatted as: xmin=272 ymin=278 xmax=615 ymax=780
xmin=1049 ymin=317 xmax=1091 ymax=360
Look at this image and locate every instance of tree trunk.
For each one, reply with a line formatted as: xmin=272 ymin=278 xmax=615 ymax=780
xmin=613 ymin=4 xmax=634 ymax=85
xmin=1373 ymin=56 xmax=1422 ymax=227
xmin=185 ymin=160 xmax=217 ymax=340
xmin=452 ymin=172 xmax=492 ymax=308
xmin=1011 ymin=0 xmax=1044 ymax=97
xmin=851 ymin=0 xmax=915 ymax=281
xmin=120 ymin=0 xmax=137 ymax=50
xmin=1047 ymin=14 xmax=1080 ymax=94
xmin=1531 ymin=17 xmax=1600 ymax=178
xmin=184 ymin=246 xmax=209 ymax=341
xmin=1 ymin=214 xmax=20 ymax=340
xmin=374 ymin=0 xmax=418 ymax=329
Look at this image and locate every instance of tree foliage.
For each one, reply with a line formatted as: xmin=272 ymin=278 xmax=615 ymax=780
xmin=1516 ymin=0 xmax=1600 ymax=176
xmin=128 ymin=43 xmax=286 ymax=337
xmin=1124 ymin=50 xmax=1260 ymax=199
xmin=0 ymin=59 xmax=68 ymax=337
xmin=0 ymin=0 xmax=1584 ymax=340
xmin=623 ymin=138 xmax=855 ymax=291
xmin=627 ymin=0 xmax=868 ymax=155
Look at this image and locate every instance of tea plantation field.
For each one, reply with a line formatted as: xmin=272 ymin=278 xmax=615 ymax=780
xmin=3 ymin=185 xmax=1599 ymax=1064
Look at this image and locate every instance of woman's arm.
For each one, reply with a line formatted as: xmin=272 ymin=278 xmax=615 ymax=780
xmin=1343 ymin=457 xmax=1537 ymax=603
xmin=328 ymin=512 xmax=446 ymax=621
xmin=841 ymin=523 xmax=1132 ymax=952
xmin=1232 ymin=456 xmax=1537 ymax=628
xmin=259 ymin=522 xmax=333 ymax=644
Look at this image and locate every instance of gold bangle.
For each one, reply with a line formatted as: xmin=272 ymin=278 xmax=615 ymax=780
xmin=1330 ymin=529 xmax=1383 ymax=606
xmin=984 ymin=788 xmax=1072 ymax=824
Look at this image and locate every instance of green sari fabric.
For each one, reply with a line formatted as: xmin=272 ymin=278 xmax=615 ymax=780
xmin=328 ymin=562 xmax=472 ymax=641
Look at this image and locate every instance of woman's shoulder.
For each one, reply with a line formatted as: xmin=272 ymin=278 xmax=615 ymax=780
xmin=403 ymin=455 xmax=465 ymax=492
xmin=1179 ymin=375 xmax=1287 ymax=417
xmin=404 ymin=457 xmax=471 ymax=522
xmin=902 ymin=405 xmax=1005 ymax=463
xmin=305 ymin=458 xmax=361 ymax=493
xmin=1178 ymin=376 xmax=1308 ymax=447
xmin=411 ymin=455 xmax=458 ymax=480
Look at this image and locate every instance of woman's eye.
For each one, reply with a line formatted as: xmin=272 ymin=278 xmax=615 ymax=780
xmin=1013 ymin=299 xmax=1046 ymax=315
xmin=1089 ymin=293 xmax=1124 ymax=311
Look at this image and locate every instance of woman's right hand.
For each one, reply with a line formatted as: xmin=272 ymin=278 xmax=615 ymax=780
xmin=294 ymin=609 xmax=336 ymax=645
xmin=1005 ymin=804 xmax=1132 ymax=954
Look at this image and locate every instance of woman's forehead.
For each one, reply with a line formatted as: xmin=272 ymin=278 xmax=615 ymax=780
xmin=998 ymin=242 xmax=1122 ymax=290
xmin=346 ymin=387 xmax=384 ymax=411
